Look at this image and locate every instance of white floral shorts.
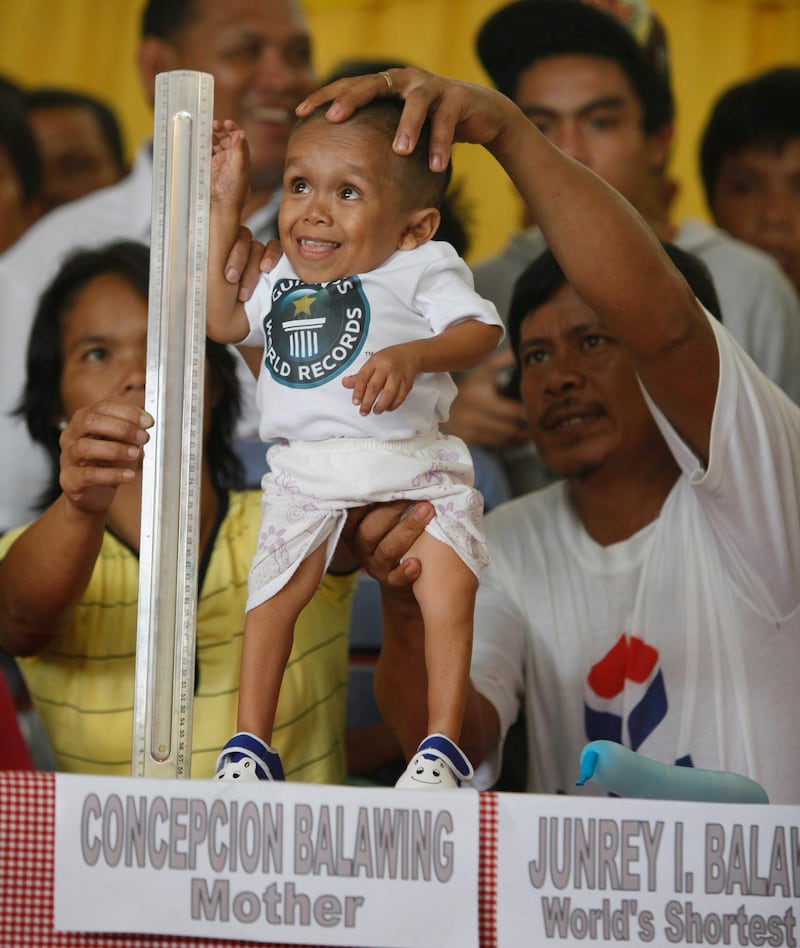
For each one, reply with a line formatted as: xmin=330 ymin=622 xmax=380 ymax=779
xmin=246 ymin=431 xmax=489 ymax=611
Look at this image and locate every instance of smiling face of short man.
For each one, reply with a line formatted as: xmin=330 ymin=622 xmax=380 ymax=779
xmin=514 ymin=53 xmax=671 ymax=218
xmin=278 ymin=110 xmax=441 ymax=284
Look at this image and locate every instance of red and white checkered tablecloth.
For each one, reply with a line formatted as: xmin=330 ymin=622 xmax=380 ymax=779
xmin=0 ymin=772 xmax=500 ymax=948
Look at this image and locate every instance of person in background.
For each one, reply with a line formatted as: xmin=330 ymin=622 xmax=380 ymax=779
xmin=0 ymin=106 xmax=43 ymax=253
xmin=700 ymin=66 xmax=800 ymax=298
xmin=451 ymin=0 xmax=800 ymax=498
xmin=299 ymin=66 xmax=800 ymax=806
xmin=25 ymin=88 xmax=127 ymax=212
xmin=0 ymin=240 xmax=356 ymax=781
xmin=0 ymin=83 xmax=48 ymax=762
xmin=0 ymin=0 xmax=318 ymax=534
xmin=0 ymin=74 xmax=25 ymax=111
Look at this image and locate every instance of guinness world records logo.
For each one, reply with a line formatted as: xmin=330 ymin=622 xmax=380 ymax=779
xmin=263 ymin=275 xmax=370 ymax=388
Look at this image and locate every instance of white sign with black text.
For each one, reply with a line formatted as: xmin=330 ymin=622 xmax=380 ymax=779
xmin=497 ymin=793 xmax=799 ymax=946
xmin=54 ymin=774 xmax=480 ymax=947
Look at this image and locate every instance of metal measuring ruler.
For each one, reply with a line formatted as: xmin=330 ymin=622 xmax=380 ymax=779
xmin=132 ymin=71 xmax=214 ymax=778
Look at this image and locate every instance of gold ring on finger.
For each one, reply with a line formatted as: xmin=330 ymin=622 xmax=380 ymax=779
xmin=379 ymin=70 xmax=394 ymax=96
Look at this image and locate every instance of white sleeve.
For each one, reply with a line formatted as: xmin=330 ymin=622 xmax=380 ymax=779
xmin=414 ymin=243 xmax=505 ymax=339
xmin=748 ymin=269 xmax=800 ymax=405
xmin=724 ymin=252 xmax=800 ymax=405
xmin=643 ymin=312 xmax=800 ymax=619
xmin=240 ymin=270 xmax=278 ymax=348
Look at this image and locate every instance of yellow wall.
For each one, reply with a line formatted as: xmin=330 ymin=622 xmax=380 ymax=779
xmin=1 ymin=0 xmax=798 ymax=265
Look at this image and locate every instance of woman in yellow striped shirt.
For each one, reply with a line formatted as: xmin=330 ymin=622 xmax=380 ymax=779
xmin=0 ymin=240 xmax=357 ymax=780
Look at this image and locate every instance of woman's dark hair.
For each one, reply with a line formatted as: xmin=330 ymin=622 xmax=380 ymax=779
xmin=17 ymin=239 xmax=242 ymax=509
xmin=506 ymin=242 xmax=723 ymax=395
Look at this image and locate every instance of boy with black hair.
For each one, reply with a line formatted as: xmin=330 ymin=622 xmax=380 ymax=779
xmin=700 ymin=67 xmax=800 ymax=296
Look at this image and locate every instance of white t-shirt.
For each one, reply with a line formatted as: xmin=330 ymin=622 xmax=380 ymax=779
xmin=241 ymin=241 xmax=503 ymax=442
xmin=471 ymin=313 xmax=800 ymax=804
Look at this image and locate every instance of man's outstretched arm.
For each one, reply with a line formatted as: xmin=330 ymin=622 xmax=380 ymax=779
xmin=300 ymin=68 xmax=719 ymax=464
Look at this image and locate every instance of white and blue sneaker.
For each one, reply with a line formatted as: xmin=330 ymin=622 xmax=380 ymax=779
xmin=395 ymin=733 xmax=474 ymax=790
xmin=215 ymin=732 xmax=285 ymax=782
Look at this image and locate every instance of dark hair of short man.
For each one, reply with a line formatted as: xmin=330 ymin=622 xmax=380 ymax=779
xmin=507 ymin=243 xmax=723 ymax=365
xmin=295 ymin=98 xmax=453 ymax=211
xmin=25 ymin=88 xmax=126 ymax=171
xmin=699 ymin=67 xmax=800 ymax=205
xmin=324 ymin=60 xmax=471 ymax=253
xmin=18 ymin=240 xmax=243 ymax=509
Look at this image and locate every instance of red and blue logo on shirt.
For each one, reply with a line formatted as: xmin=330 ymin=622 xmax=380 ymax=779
xmin=262 ymin=275 xmax=370 ymax=388
xmin=585 ymin=635 xmax=693 ymax=768
xmin=584 ymin=634 xmax=667 ymax=750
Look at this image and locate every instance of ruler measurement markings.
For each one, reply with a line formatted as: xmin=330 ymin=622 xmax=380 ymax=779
xmin=132 ymin=72 xmax=213 ymax=779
